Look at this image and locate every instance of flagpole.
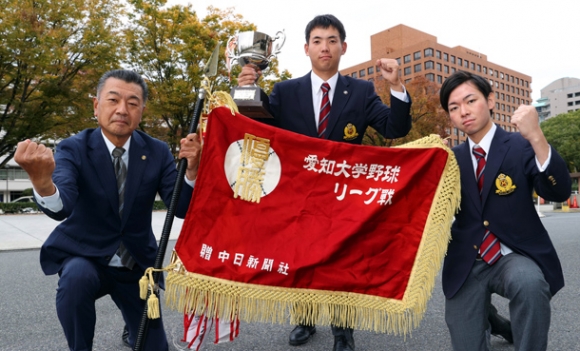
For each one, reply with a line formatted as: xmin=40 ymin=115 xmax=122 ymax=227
xmin=133 ymin=43 xmax=219 ymax=351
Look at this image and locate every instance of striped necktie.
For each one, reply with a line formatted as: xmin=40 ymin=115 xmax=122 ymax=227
xmin=473 ymin=145 xmax=501 ymax=265
xmin=112 ymin=147 xmax=134 ymax=269
xmin=318 ymin=83 xmax=331 ymax=138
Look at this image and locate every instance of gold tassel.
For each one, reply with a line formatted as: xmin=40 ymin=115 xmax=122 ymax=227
xmin=139 ymin=274 xmax=149 ymax=300
xmin=147 ymin=293 xmax=160 ymax=319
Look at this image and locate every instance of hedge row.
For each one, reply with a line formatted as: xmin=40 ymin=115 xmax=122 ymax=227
xmin=0 ymin=201 xmax=167 ymax=214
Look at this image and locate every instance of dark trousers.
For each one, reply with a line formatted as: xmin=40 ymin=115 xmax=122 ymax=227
xmin=56 ymin=256 xmax=168 ymax=351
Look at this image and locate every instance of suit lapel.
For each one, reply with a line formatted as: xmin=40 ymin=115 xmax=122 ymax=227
xmin=482 ymin=127 xmax=510 ymax=206
xmin=88 ymin=128 xmax=119 ymax=217
xmin=296 ymin=73 xmax=318 ymax=137
xmin=122 ymin=132 xmax=149 ymax=226
xmin=456 ymin=142 xmax=482 ymax=212
xmin=326 ymin=74 xmax=351 ymax=138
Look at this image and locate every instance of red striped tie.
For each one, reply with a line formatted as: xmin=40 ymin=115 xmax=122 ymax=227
xmin=318 ymin=83 xmax=331 ymax=138
xmin=473 ymin=145 xmax=502 ymax=265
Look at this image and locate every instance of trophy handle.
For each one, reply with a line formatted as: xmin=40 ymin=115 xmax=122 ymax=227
xmin=271 ymin=30 xmax=286 ymax=57
xmin=226 ymin=35 xmax=239 ymax=69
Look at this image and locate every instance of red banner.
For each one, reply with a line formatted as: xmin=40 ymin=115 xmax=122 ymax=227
xmin=168 ymin=106 xmax=459 ymax=334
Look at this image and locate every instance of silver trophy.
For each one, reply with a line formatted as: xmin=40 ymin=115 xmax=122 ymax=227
xmin=227 ymin=30 xmax=285 ymax=118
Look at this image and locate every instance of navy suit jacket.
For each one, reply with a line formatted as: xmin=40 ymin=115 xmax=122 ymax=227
xmin=266 ymin=73 xmax=412 ymax=142
xmin=442 ymin=127 xmax=571 ymax=298
xmin=38 ymin=128 xmax=193 ymax=276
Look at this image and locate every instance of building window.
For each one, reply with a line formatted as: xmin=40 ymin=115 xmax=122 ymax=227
xmin=454 ymin=128 xmax=458 ymax=135
xmin=404 ymin=67 xmax=412 ymax=76
xmin=576 ymin=100 xmax=580 ymax=105
xmin=436 ymin=50 xmax=441 ymax=59
xmin=443 ymin=53 xmax=449 ymax=61
xmin=425 ymin=61 xmax=434 ymax=70
xmin=477 ymin=64 xmax=481 ymax=72
xmin=368 ymin=66 xmax=374 ymax=75
xmin=414 ymin=63 xmax=422 ymax=73
xmin=483 ymin=67 xmax=487 ymax=74
xmin=471 ymin=62 xmax=475 ymax=70
xmin=414 ymin=51 xmax=421 ymax=60
xmin=368 ymin=78 xmax=374 ymax=82
xmin=426 ymin=73 xmax=435 ymax=81
xmin=501 ymin=83 xmax=504 ymax=90
xmin=351 ymin=72 xmax=357 ymax=78
xmin=404 ymin=54 xmax=411 ymax=63
xmin=489 ymin=68 xmax=494 ymax=76
xmin=506 ymin=74 xmax=510 ymax=81
xmin=490 ymin=79 xmax=493 ymax=86
xmin=396 ymin=58 xmax=401 ymax=65
xmin=424 ymin=48 xmax=434 ymax=57
xmin=359 ymin=69 xmax=365 ymax=77
xmin=576 ymin=92 xmax=580 ymax=97
xmin=501 ymin=73 xmax=504 ymax=79
xmin=451 ymin=55 xmax=456 ymax=64
xmin=464 ymin=60 xmax=469 ymax=68
xmin=444 ymin=65 xmax=449 ymax=73
xmin=451 ymin=67 xmax=456 ymax=73
xmin=567 ymin=102 xmax=573 ymax=106
xmin=457 ymin=57 xmax=462 ymax=66
xmin=405 ymin=78 xmax=412 ymax=84
xmin=568 ymin=93 xmax=574 ymax=98
xmin=437 ymin=75 xmax=443 ymax=84
xmin=516 ymin=77 xmax=520 ymax=85
xmin=436 ymin=63 xmax=442 ymax=71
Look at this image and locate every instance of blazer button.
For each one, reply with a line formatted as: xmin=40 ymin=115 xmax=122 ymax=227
xmin=473 ymin=245 xmax=478 ymax=250
xmin=483 ymin=220 xmax=489 ymax=227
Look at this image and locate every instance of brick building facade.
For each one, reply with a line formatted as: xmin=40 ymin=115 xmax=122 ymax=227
xmin=340 ymin=24 xmax=532 ymax=147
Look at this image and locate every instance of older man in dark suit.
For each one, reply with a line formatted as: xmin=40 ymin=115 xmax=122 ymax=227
xmin=15 ymin=69 xmax=201 ymax=351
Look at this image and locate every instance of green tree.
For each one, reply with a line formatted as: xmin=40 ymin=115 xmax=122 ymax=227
xmin=541 ymin=110 xmax=580 ymax=173
xmin=0 ymin=0 xmax=123 ymax=167
xmin=364 ymin=76 xmax=451 ymax=147
xmin=125 ymin=1 xmax=290 ymax=157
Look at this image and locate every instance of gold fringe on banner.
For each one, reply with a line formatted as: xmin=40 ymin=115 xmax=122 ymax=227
xmin=158 ymin=134 xmax=460 ymax=335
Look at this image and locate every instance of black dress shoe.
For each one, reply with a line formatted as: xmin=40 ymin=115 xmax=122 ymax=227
xmin=333 ymin=334 xmax=355 ymax=351
xmin=489 ymin=311 xmax=513 ymax=344
xmin=122 ymin=325 xmax=131 ymax=348
xmin=289 ymin=325 xmax=316 ymax=346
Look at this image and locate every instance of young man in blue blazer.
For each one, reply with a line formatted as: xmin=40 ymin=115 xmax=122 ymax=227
xmin=238 ymin=14 xmax=412 ymax=351
xmin=440 ymin=70 xmax=571 ymax=351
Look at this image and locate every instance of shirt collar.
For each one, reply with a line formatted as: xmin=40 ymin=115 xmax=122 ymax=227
xmin=101 ymin=130 xmax=131 ymax=157
xmin=468 ymin=123 xmax=496 ymax=155
xmin=310 ymin=71 xmax=339 ymax=94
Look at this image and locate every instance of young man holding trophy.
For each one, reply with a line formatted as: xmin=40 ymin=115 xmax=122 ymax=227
xmin=236 ymin=14 xmax=412 ymax=351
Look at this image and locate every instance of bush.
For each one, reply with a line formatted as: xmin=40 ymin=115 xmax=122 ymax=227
xmin=0 ymin=202 xmax=39 ymax=214
xmin=153 ymin=200 xmax=167 ymax=211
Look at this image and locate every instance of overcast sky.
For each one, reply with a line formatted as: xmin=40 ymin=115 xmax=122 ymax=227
xmin=169 ymin=0 xmax=579 ymax=102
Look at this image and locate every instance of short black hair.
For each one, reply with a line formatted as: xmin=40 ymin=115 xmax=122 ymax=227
xmin=96 ymin=69 xmax=148 ymax=104
xmin=440 ymin=70 xmax=493 ymax=114
xmin=305 ymin=14 xmax=346 ymax=43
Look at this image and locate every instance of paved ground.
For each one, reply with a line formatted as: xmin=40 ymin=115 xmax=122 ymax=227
xmin=0 ymin=207 xmax=579 ymax=350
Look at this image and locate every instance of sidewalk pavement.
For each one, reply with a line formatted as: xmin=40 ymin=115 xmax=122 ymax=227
xmin=0 ymin=211 xmax=183 ymax=251
xmin=1 ymin=204 xmax=576 ymax=252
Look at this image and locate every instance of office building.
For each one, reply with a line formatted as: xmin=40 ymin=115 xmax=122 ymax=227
xmin=536 ymin=77 xmax=580 ymax=120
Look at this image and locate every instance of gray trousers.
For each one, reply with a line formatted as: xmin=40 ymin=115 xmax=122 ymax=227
xmin=445 ymin=253 xmax=552 ymax=351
